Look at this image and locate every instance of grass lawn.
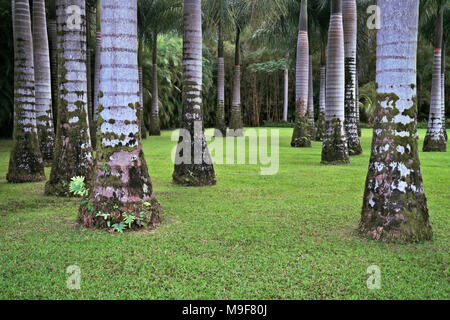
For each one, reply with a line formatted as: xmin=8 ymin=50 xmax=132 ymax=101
xmin=0 ymin=128 xmax=448 ymax=300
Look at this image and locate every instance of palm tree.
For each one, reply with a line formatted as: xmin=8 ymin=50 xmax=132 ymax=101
xmin=33 ymin=0 xmax=55 ymax=166
xmin=79 ymin=0 xmax=160 ymax=228
xmin=308 ymin=55 xmax=315 ymax=138
xmin=138 ymin=0 xmax=182 ymax=137
xmin=360 ymin=0 xmax=432 ymax=242
xmin=315 ymin=41 xmax=326 ymax=141
xmin=215 ymin=1 xmax=227 ymax=136
xmin=291 ymin=0 xmax=311 ymax=147
xmin=342 ymin=0 xmax=362 ymax=155
xmin=423 ymin=1 xmax=446 ymax=151
xmin=7 ymin=0 xmax=45 ymax=183
xmin=442 ymin=47 xmax=447 ymax=141
xmin=172 ymin=0 xmax=216 ymax=186
xmin=45 ymin=0 xmax=93 ymax=196
xmin=48 ymin=0 xmax=58 ymax=130
xmin=321 ymin=0 xmax=349 ymax=164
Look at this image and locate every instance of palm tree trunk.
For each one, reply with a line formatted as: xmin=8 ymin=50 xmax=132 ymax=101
xmin=321 ymin=0 xmax=350 ymax=164
xmin=308 ymin=55 xmax=315 ymax=138
xmin=33 ymin=0 xmax=55 ymax=166
xmin=283 ymin=63 xmax=288 ymax=122
xmin=356 ymin=73 xmax=361 ymax=136
xmin=7 ymin=0 xmax=45 ymax=183
xmin=291 ymin=0 xmax=310 ymax=147
xmin=360 ymin=0 xmax=432 ymax=242
xmin=80 ymin=0 xmax=161 ymax=229
xmin=215 ymin=16 xmax=227 ymax=136
xmin=48 ymin=0 xmax=58 ymax=132
xmin=45 ymin=0 xmax=93 ymax=196
xmin=92 ymin=0 xmax=101 ymax=147
xmin=315 ymin=39 xmax=326 ymax=141
xmin=343 ymin=0 xmax=362 ymax=155
xmin=149 ymin=31 xmax=161 ymax=136
xmin=442 ymin=46 xmax=447 ymax=141
xmin=229 ymin=26 xmax=243 ymax=136
xmin=138 ymin=36 xmax=147 ymax=139
xmin=172 ymin=0 xmax=216 ymax=186
xmin=423 ymin=3 xmax=446 ymax=152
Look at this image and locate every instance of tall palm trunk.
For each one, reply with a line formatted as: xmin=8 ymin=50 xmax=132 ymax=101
xmin=172 ymin=0 xmax=216 ymax=186
xmin=356 ymin=73 xmax=361 ymax=136
xmin=149 ymin=31 xmax=161 ymax=136
xmin=229 ymin=26 xmax=243 ymax=136
xmin=79 ymin=0 xmax=161 ymax=229
xmin=442 ymin=46 xmax=447 ymax=141
xmin=93 ymin=0 xmax=101 ymax=147
xmin=322 ymin=0 xmax=349 ymax=164
xmin=343 ymin=0 xmax=362 ymax=155
xmin=291 ymin=0 xmax=311 ymax=147
xmin=308 ymin=55 xmax=315 ymax=138
xmin=7 ymin=0 xmax=45 ymax=183
xmin=138 ymin=37 xmax=147 ymax=139
xmin=215 ymin=16 xmax=227 ymax=136
xmin=33 ymin=0 xmax=55 ymax=166
xmin=315 ymin=39 xmax=326 ymax=141
xmin=282 ymin=54 xmax=289 ymax=122
xmin=45 ymin=0 xmax=93 ymax=196
xmin=48 ymin=0 xmax=58 ymax=131
xmin=360 ymin=0 xmax=432 ymax=242
xmin=423 ymin=4 xmax=445 ymax=152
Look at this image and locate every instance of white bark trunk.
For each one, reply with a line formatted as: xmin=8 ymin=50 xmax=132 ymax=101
xmin=283 ymin=68 xmax=288 ymax=122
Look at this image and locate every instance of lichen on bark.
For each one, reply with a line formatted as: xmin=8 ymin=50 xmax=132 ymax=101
xmin=45 ymin=0 xmax=93 ymax=196
xmin=80 ymin=0 xmax=161 ymax=230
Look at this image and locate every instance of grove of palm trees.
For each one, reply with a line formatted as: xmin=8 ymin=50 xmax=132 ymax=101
xmin=0 ymin=0 xmax=448 ymax=302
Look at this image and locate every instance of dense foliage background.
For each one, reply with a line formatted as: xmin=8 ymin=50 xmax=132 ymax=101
xmin=0 ymin=0 xmax=448 ymax=137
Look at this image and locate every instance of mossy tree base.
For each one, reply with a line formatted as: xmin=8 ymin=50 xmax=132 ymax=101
xmin=315 ymin=113 xmax=325 ymax=141
xmin=291 ymin=115 xmax=311 ymax=148
xmin=173 ymin=164 xmax=216 ymax=187
xmin=79 ymin=196 xmax=161 ymax=230
xmin=321 ymin=119 xmax=350 ymax=165
xmin=229 ymin=105 xmax=243 ymax=134
xmin=348 ymin=141 xmax=363 ymax=156
xmin=7 ymin=134 xmax=46 ymax=183
xmin=423 ymin=136 xmax=446 ymax=152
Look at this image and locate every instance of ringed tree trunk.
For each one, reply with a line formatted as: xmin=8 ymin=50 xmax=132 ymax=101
xmin=215 ymin=17 xmax=227 ymax=136
xmin=441 ymin=46 xmax=447 ymax=141
xmin=172 ymin=0 xmax=216 ymax=186
xmin=45 ymin=0 xmax=93 ymax=196
xmin=360 ymin=0 xmax=432 ymax=242
xmin=229 ymin=26 xmax=243 ymax=136
xmin=138 ymin=36 xmax=147 ymax=139
xmin=48 ymin=0 xmax=58 ymax=132
xmin=7 ymin=0 xmax=45 ymax=183
xmin=93 ymin=0 xmax=101 ymax=148
xmin=308 ymin=55 xmax=315 ymax=138
xmin=149 ymin=31 xmax=161 ymax=136
xmin=423 ymin=4 xmax=446 ymax=152
xmin=343 ymin=0 xmax=362 ymax=155
xmin=321 ymin=0 xmax=350 ymax=165
xmin=79 ymin=0 xmax=160 ymax=229
xmin=283 ymin=59 xmax=289 ymax=122
xmin=33 ymin=0 xmax=55 ymax=166
xmin=356 ymin=72 xmax=361 ymax=136
xmin=315 ymin=39 xmax=326 ymax=141
xmin=291 ymin=0 xmax=311 ymax=148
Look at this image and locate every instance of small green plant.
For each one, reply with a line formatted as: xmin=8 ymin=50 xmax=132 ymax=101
xmin=96 ymin=211 xmax=110 ymax=221
xmin=69 ymin=176 xmax=88 ymax=197
xmin=123 ymin=212 xmax=136 ymax=229
xmin=112 ymin=222 xmax=126 ymax=234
